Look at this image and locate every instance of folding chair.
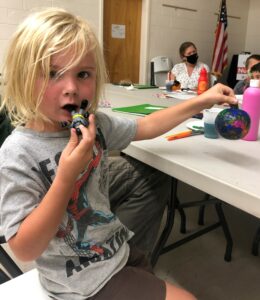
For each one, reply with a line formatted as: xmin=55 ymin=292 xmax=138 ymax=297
xmin=252 ymin=225 xmax=260 ymax=256
xmin=150 ymin=56 xmax=173 ymax=87
xmin=151 ymin=178 xmax=233 ymax=267
xmin=0 ymin=268 xmax=49 ymax=299
xmin=0 ymin=235 xmax=23 ymax=284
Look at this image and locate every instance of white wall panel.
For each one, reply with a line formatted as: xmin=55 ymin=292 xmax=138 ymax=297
xmin=245 ymin=0 xmax=260 ymax=54
xmin=0 ymin=0 xmax=258 ymax=83
xmin=0 ymin=0 xmax=102 ymax=69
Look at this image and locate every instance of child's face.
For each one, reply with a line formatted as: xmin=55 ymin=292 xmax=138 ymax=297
xmin=247 ymin=59 xmax=260 ymax=72
xmin=252 ymin=71 xmax=260 ymax=80
xmin=34 ymin=50 xmax=96 ymax=131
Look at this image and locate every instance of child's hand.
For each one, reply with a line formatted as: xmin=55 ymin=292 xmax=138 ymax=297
xmin=57 ymin=114 xmax=96 ymax=183
xmin=199 ymin=83 xmax=238 ymax=108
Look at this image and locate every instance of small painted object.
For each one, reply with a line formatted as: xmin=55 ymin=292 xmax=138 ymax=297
xmin=71 ymin=100 xmax=89 ymax=135
xmin=61 ymin=99 xmax=89 ymax=135
xmin=165 ymin=80 xmax=174 ymax=92
xmin=165 ymin=80 xmax=181 ymax=92
xmin=215 ymin=104 xmax=251 ymax=140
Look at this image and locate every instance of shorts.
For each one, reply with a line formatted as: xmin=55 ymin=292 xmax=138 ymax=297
xmin=89 ymin=246 xmax=166 ymax=300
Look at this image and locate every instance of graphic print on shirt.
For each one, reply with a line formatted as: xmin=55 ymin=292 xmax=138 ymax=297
xmin=56 ymin=132 xmax=112 ymax=239
xmin=31 ymin=129 xmax=130 ymax=277
xmin=58 ymin=138 xmax=116 ymax=253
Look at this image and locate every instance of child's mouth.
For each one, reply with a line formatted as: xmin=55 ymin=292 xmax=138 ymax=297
xmin=60 ymin=99 xmax=89 ymax=134
xmin=62 ymin=104 xmax=78 ymax=112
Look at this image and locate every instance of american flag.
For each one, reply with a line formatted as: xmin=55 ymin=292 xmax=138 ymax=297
xmin=211 ymin=0 xmax=228 ymax=75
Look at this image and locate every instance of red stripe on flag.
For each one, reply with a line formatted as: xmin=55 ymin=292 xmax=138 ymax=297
xmin=211 ymin=0 xmax=228 ymax=75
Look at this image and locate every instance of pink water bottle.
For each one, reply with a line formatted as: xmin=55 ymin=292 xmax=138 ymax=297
xmin=242 ymin=79 xmax=260 ymax=141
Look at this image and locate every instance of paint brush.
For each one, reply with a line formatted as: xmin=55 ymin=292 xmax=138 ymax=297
xmin=166 ymin=130 xmax=203 ymax=141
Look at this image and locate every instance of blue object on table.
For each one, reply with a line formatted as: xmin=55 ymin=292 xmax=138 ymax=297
xmin=192 ymin=112 xmax=203 ymax=119
xmin=215 ymin=104 xmax=251 ymax=140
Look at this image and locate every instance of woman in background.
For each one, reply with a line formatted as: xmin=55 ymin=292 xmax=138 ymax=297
xmin=171 ymin=41 xmax=210 ymax=91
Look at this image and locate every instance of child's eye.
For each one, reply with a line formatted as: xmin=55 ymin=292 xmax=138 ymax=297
xmin=78 ymin=71 xmax=90 ymax=79
xmin=49 ymin=70 xmax=58 ymax=79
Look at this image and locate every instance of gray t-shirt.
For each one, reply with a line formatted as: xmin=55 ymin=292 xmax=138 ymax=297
xmin=233 ymin=79 xmax=248 ymax=95
xmin=0 ymin=111 xmax=137 ymax=299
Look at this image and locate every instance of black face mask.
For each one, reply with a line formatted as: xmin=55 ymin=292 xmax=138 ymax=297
xmin=185 ymin=53 xmax=198 ymax=65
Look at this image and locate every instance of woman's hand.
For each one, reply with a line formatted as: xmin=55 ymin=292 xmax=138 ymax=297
xmin=57 ymin=113 xmax=96 ymax=183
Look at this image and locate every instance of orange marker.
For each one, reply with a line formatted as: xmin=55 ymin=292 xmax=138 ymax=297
xmin=166 ymin=130 xmax=203 ymax=141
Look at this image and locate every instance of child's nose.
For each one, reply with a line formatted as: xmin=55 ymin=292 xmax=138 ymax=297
xmin=63 ymin=77 xmax=78 ymax=96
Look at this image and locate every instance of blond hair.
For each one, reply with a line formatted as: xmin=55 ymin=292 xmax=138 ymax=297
xmin=1 ymin=7 xmax=107 ymax=126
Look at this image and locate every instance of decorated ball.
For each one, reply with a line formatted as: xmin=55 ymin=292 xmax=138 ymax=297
xmin=215 ymin=107 xmax=251 ymax=140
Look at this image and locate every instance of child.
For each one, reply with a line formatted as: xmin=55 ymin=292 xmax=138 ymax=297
xmin=250 ymin=62 xmax=260 ymax=80
xmin=0 ymin=8 xmax=237 ymax=300
xmin=234 ymin=54 xmax=260 ymax=94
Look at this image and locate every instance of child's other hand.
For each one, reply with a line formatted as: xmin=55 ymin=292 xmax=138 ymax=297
xmin=57 ymin=114 xmax=96 ymax=183
xmin=200 ymin=83 xmax=238 ymax=108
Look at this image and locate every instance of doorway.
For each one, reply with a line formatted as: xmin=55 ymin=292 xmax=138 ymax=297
xmin=103 ymin=0 xmax=142 ymax=84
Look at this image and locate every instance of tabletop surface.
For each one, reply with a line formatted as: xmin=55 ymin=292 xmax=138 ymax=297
xmin=100 ymin=84 xmax=260 ymax=218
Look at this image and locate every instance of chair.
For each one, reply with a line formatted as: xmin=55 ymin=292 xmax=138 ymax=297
xmin=0 ymin=235 xmax=23 ymax=284
xmin=251 ymin=225 xmax=260 ymax=256
xmin=0 ymin=235 xmax=50 ymax=298
xmin=0 ymin=268 xmax=49 ymax=299
xmin=151 ymin=178 xmax=233 ymax=267
xmin=195 ymin=195 xmax=259 ymax=258
xmin=151 ymin=56 xmax=173 ymax=87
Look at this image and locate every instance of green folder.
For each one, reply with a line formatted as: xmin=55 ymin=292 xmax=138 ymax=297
xmin=112 ymin=104 xmax=167 ymax=116
xmin=133 ymin=84 xmax=158 ymax=89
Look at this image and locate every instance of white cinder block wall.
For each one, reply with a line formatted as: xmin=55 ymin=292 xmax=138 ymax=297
xmin=246 ymin=0 xmax=260 ymax=54
xmin=0 ymin=0 xmax=102 ymax=70
xmin=141 ymin=0 xmax=259 ymax=82
xmin=146 ymin=0 xmax=254 ymax=81
xmin=0 ymin=0 xmax=259 ymax=83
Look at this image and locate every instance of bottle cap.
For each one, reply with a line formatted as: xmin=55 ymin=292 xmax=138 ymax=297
xmin=249 ymin=79 xmax=260 ymax=88
xmin=200 ymin=67 xmax=207 ymax=74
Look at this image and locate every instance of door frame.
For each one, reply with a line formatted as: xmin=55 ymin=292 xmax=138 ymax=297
xmin=99 ymin=0 xmax=150 ymax=83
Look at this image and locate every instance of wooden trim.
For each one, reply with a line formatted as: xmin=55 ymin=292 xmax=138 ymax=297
xmin=214 ymin=13 xmax=241 ymax=20
xmin=162 ymin=4 xmax=197 ymax=12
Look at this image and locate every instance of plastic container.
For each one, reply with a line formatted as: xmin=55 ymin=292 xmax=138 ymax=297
xmin=242 ymin=79 xmax=260 ymax=141
xmin=165 ymin=80 xmax=181 ymax=92
xmin=197 ymin=67 xmax=208 ymax=95
xmin=165 ymin=80 xmax=174 ymax=92
xmin=203 ymin=108 xmax=222 ymax=139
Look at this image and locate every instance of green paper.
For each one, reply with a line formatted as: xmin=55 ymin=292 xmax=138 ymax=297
xmin=112 ymin=104 xmax=167 ymax=116
xmin=133 ymin=84 xmax=158 ymax=89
